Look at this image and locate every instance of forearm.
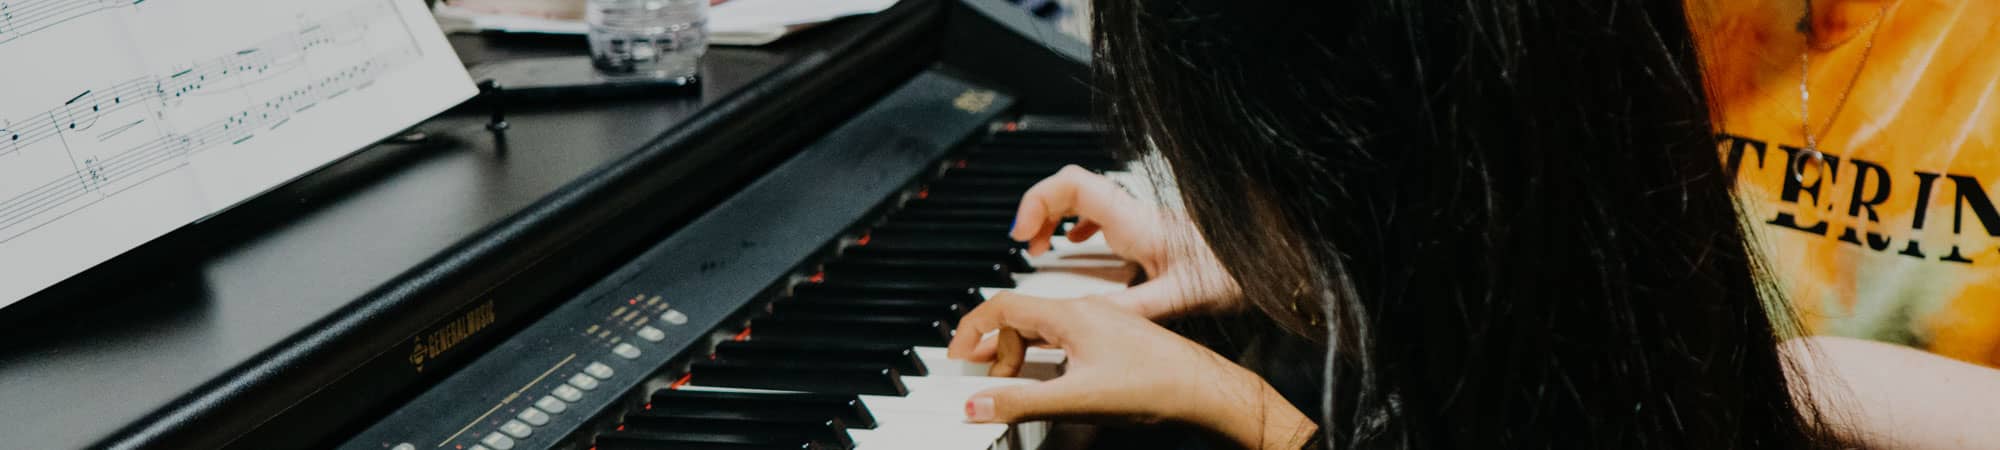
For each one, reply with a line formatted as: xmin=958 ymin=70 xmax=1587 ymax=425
xmin=1787 ymin=336 xmax=2000 ymax=449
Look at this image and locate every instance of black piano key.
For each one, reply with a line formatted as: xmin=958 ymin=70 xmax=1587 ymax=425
xmin=821 ymin=258 xmax=1015 ymax=288
xmin=968 ymin=147 xmax=1109 ymax=161
xmin=890 ymin=203 xmax=1016 ymax=224
xmin=938 ymin=163 xmax=1061 ymax=178
xmin=749 ymin=316 xmax=954 ymax=348
xmin=863 ymin=230 xmax=1018 ymax=253
xmin=793 ymin=283 xmax=988 ymax=306
xmin=779 ymin=294 xmax=971 ymax=320
xmin=651 ymin=390 xmax=878 ymax=430
xmin=941 ymin=164 xmax=1086 ymax=179
xmin=640 ymin=403 xmax=853 ymax=427
xmin=715 ymin=340 xmax=928 ymax=376
xmin=839 ymin=246 xmax=1032 ymax=273
xmin=623 ymin=410 xmax=855 ymax=450
xmin=766 ymin=304 xmax=964 ymax=328
xmin=687 ymin=360 xmax=909 ymax=396
xmin=985 ymin=133 xmax=1106 ymax=149
xmin=961 ymin=155 xmax=1118 ymax=174
xmin=926 ymin=175 xmax=1041 ymax=196
xmin=812 ymin=276 xmax=989 ymax=294
xmin=920 ymin=192 xmax=1020 ymax=209
xmin=874 ymin=221 xmax=1012 ymax=235
xmin=961 ymin=148 xmax=1117 ymax=167
xmin=595 ymin=431 xmax=824 ymax=450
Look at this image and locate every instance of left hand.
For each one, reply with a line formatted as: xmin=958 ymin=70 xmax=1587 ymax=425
xmin=1009 ymin=166 xmax=1242 ymax=320
xmin=946 ymin=292 xmax=1317 ymax=450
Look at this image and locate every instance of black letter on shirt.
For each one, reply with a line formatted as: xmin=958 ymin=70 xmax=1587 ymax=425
xmin=1949 ymin=175 xmax=2000 ymax=237
xmin=1721 ymin=134 xmax=1768 ymax=180
xmin=1767 ymin=146 xmax=1840 ymax=235
xmin=1847 ymin=158 xmax=1892 ymax=221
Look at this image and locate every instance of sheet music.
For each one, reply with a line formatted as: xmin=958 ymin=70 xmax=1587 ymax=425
xmin=0 ymin=0 xmax=476 ymax=305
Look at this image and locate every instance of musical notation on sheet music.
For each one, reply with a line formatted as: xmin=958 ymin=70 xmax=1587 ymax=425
xmin=0 ymin=0 xmax=419 ymax=243
xmin=0 ymin=0 xmax=475 ymax=306
xmin=0 ymin=0 xmax=152 ymax=45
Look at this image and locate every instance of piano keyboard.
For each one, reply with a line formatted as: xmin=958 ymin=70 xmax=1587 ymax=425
xmin=341 ymin=73 xmax=1136 ymax=450
xmin=590 ymin=124 xmax=1137 ymax=450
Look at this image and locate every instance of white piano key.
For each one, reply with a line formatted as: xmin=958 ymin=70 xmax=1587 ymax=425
xmin=849 ymin=411 xmax=1013 ymax=450
xmin=857 ymin=377 xmax=1051 ymax=450
xmin=984 ymin=232 xmax=1138 ymax=300
xmin=912 ymin=346 xmax=1066 ymax=380
xmin=678 ymin=375 xmax=1046 ymax=450
xmin=1004 ymin=270 xmax=1133 ymax=299
xmin=915 ymin=346 xmax=993 ymax=377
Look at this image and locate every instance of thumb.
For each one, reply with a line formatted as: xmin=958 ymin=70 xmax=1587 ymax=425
xmin=964 ymin=377 xmax=1091 ymax=424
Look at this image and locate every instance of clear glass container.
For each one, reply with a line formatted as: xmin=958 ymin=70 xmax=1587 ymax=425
xmin=585 ymin=0 xmax=709 ymax=83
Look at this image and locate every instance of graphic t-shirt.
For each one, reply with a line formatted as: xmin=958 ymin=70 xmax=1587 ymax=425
xmin=1690 ymin=0 xmax=2000 ymax=365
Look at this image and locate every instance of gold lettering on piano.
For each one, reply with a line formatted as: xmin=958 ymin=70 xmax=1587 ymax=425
xmin=408 ymin=301 xmax=497 ymax=369
xmin=954 ymin=90 xmax=997 ymax=113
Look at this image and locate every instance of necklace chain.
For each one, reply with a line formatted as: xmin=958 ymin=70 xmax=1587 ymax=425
xmin=1795 ymin=1 xmax=1893 ymax=182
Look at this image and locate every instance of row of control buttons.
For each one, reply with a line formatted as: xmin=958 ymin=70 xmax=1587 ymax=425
xmin=473 ymin=361 xmax=617 ymax=450
xmin=612 ymin=308 xmax=684 ymax=358
xmin=444 ymin=307 xmax=689 ymax=450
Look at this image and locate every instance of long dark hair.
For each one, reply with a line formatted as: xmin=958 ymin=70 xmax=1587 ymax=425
xmin=1091 ymin=0 xmax=1832 ymax=448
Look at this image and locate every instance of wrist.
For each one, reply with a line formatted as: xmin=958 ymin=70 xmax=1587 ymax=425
xmin=1185 ymin=364 xmax=1317 ymax=450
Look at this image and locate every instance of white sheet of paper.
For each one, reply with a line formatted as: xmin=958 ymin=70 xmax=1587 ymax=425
xmin=0 ymin=0 xmax=476 ymax=305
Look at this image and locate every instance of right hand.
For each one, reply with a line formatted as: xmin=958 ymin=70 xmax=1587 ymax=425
xmin=1010 ymin=165 xmax=1240 ymax=320
xmin=948 ymin=292 xmax=1318 ymax=450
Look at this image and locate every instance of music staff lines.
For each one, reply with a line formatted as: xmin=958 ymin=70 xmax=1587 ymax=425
xmin=0 ymin=0 xmax=416 ymax=243
xmin=0 ymin=0 xmax=152 ymax=46
xmin=0 ymin=52 xmax=412 ymax=237
xmin=0 ymin=2 xmax=393 ymax=158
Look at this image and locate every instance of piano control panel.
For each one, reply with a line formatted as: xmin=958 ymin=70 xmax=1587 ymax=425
xmin=415 ymin=293 xmax=700 ymax=450
xmin=342 ymin=70 xmax=1016 ymax=450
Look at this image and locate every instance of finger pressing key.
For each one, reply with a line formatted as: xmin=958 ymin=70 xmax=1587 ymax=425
xmin=988 ymin=328 xmax=1025 ymax=377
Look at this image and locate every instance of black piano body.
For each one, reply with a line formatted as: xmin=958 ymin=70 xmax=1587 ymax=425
xmin=0 ymin=1 xmax=1093 ymax=449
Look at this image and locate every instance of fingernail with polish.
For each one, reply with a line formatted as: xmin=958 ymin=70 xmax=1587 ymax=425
xmin=967 ymin=397 xmax=995 ymax=422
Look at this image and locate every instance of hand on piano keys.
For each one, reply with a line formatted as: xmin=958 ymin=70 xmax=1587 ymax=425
xmin=592 ymin=124 xmax=1154 ymax=450
xmin=1001 ymin=164 xmax=1242 ymax=321
xmin=945 ymin=292 xmax=1318 ymax=450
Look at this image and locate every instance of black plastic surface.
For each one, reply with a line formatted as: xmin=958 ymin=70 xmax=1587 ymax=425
xmin=339 ymin=70 xmax=1011 ymax=450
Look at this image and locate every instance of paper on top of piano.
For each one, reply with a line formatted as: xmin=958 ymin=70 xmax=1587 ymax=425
xmin=435 ymin=0 xmax=900 ymax=46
